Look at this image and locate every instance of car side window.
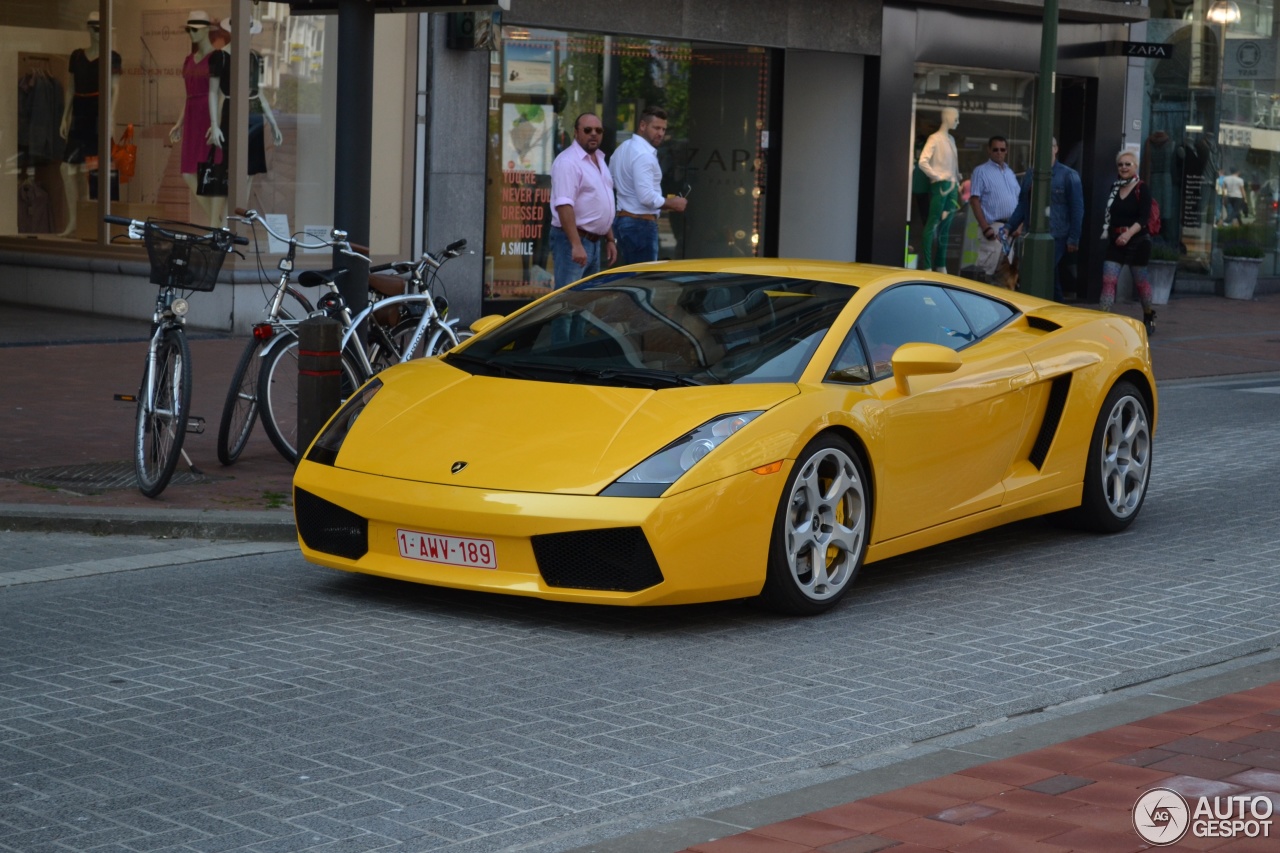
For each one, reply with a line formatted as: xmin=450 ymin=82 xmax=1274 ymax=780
xmin=826 ymin=331 xmax=872 ymax=384
xmin=945 ymin=288 xmax=1016 ymax=339
xmin=856 ymin=284 xmax=975 ymax=380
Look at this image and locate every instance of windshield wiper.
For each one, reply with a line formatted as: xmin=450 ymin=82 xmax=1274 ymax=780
xmin=580 ymin=367 xmax=707 ymax=388
xmin=516 ymin=363 xmax=706 ymax=388
xmin=443 ymin=351 xmax=538 ymax=381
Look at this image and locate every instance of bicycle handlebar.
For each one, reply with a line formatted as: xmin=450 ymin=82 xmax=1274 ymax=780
xmin=103 ymin=215 xmax=249 ymax=245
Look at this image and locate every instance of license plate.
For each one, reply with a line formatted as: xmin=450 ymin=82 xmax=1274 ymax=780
xmin=396 ymin=529 xmax=497 ymax=570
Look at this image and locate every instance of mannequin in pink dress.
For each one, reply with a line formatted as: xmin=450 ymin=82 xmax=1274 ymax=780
xmin=167 ymin=11 xmax=224 ymax=226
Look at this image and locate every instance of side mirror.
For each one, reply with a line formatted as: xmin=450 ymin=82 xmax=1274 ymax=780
xmin=892 ymin=342 xmax=962 ymax=395
xmin=469 ymin=314 xmax=505 ymax=335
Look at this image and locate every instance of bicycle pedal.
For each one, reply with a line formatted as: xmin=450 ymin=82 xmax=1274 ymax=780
xmin=114 ymin=394 xmax=137 ymax=403
xmin=185 ymin=416 xmax=206 ymax=435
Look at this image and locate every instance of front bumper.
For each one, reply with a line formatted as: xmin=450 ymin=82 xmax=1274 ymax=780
xmin=293 ymin=461 xmax=785 ymax=605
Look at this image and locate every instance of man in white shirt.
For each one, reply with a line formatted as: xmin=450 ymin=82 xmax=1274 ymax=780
xmin=609 ymin=106 xmax=687 ymax=265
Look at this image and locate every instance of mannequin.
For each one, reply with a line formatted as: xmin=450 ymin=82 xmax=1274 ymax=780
xmin=208 ymin=18 xmax=283 ymax=199
xmin=57 ymin=11 xmax=121 ymax=237
xmin=917 ymin=107 xmax=961 ymax=272
xmin=168 ymin=11 xmax=224 ymax=227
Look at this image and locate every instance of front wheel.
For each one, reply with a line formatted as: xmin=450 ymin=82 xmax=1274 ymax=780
xmin=216 ymin=337 xmax=263 ymax=466
xmin=135 ymin=328 xmax=192 ymax=498
xmin=258 ymin=337 xmax=363 ymax=465
xmin=758 ymin=434 xmax=870 ymax=615
xmin=1071 ymin=380 xmax=1152 ymax=532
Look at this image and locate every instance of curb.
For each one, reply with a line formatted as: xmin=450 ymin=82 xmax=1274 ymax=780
xmin=0 ymin=504 xmax=297 ymax=542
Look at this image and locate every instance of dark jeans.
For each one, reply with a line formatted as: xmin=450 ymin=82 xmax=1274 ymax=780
xmin=615 ymin=215 xmax=659 ymax=266
xmin=550 ymin=226 xmax=602 ymax=288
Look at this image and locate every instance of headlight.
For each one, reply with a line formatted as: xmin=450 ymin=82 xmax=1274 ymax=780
xmin=305 ymin=377 xmax=383 ymax=466
xmin=601 ymin=411 xmax=762 ymax=497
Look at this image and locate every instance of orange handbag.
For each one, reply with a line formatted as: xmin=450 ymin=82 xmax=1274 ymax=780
xmin=112 ymin=124 xmax=137 ymax=183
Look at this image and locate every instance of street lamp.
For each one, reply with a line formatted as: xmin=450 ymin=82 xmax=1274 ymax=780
xmin=1208 ymin=0 xmax=1241 ymax=130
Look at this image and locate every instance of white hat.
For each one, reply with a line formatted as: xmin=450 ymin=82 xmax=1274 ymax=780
xmin=86 ymin=11 xmax=100 ymax=23
xmin=223 ymin=17 xmax=263 ymax=35
xmin=187 ymin=10 xmax=212 ymax=26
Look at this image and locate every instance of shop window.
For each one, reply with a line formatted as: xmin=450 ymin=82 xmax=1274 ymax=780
xmin=3 ymin=2 xmax=404 ymax=256
xmin=482 ymin=27 xmax=775 ymax=310
xmin=907 ymin=64 xmax=1035 ymax=277
xmin=1144 ymin=5 xmax=1280 ymax=274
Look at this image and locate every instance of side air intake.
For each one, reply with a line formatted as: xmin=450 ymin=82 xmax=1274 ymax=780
xmin=1029 ymin=374 xmax=1072 ymax=469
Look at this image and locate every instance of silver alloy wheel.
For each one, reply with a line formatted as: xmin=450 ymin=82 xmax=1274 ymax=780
xmin=1100 ymin=393 xmax=1151 ymax=518
xmin=783 ymin=447 xmax=867 ymax=601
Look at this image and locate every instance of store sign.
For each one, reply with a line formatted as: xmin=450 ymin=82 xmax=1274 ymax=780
xmin=1221 ymin=123 xmax=1280 ymax=152
xmin=1225 ymin=39 xmax=1277 ymax=80
xmin=1123 ymin=41 xmax=1172 ymax=59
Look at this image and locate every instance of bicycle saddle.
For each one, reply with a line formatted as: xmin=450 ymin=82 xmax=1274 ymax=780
xmin=299 ymin=268 xmax=346 ymax=287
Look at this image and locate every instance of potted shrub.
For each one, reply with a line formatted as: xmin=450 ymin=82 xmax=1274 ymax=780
xmin=1215 ymin=223 xmax=1267 ymax=300
xmin=1147 ymin=242 xmax=1179 ymax=305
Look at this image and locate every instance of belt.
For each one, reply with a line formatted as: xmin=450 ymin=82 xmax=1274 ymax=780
xmin=576 ymin=228 xmax=608 ymax=243
xmin=617 ymin=210 xmax=657 ymax=221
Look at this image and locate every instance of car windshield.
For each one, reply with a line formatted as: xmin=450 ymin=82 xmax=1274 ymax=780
xmin=448 ymin=272 xmax=858 ymax=387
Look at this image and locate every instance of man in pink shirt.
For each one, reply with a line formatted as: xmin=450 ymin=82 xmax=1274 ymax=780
xmin=550 ymin=113 xmax=617 ymax=287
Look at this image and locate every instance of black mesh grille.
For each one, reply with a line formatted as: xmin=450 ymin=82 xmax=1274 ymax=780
xmin=1029 ymin=374 xmax=1072 ymax=469
xmin=294 ymin=487 xmax=368 ymax=560
xmin=531 ymin=527 xmax=664 ymax=592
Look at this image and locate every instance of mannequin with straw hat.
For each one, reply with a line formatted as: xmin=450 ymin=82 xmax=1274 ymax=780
xmin=57 ymin=11 xmax=121 ymax=237
xmin=168 ymin=10 xmax=225 ymax=226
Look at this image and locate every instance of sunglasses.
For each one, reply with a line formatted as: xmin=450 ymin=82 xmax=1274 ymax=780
xmin=186 ymin=24 xmax=207 ymax=32
xmin=580 ymin=127 xmax=604 ymax=135
xmin=991 ymin=147 xmax=1007 ymax=152
xmin=1118 ymin=162 xmax=1136 ymax=168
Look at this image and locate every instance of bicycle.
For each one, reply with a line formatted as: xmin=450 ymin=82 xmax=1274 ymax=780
xmin=253 ymin=236 xmax=470 ymax=465
xmin=214 ymin=208 xmax=339 ymax=466
xmin=105 ymin=215 xmax=248 ymax=497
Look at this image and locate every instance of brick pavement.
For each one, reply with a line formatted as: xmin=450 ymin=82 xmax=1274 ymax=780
xmin=672 ymin=682 xmax=1280 ymax=852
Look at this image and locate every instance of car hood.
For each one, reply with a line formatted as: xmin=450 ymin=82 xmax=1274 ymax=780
xmin=334 ymin=360 xmax=798 ymax=494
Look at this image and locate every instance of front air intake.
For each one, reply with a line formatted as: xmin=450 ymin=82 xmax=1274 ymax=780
xmin=531 ymin=528 xmax=664 ymax=592
xmin=295 ymin=488 xmax=368 ymax=560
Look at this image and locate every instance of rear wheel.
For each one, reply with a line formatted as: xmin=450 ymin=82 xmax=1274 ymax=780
xmin=135 ymin=328 xmax=191 ymax=498
xmin=1071 ymin=380 xmax=1152 ymax=532
xmin=216 ymin=338 xmax=262 ymax=465
xmin=258 ymin=337 xmax=363 ymax=464
xmin=758 ymin=435 xmax=869 ymax=615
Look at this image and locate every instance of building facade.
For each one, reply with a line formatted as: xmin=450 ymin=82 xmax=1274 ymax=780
xmin=25 ymin=0 xmax=1271 ymax=330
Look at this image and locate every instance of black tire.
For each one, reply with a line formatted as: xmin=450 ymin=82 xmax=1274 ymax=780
xmin=135 ymin=328 xmax=192 ymax=498
xmin=216 ymin=338 xmax=262 ymax=466
xmin=1070 ymin=380 xmax=1152 ymax=532
xmin=758 ymin=434 xmax=870 ymax=615
xmin=258 ymin=337 xmax=362 ymax=465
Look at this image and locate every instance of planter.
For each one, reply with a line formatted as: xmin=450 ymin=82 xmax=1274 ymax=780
xmin=1223 ymin=255 xmax=1262 ymax=300
xmin=1147 ymin=260 xmax=1176 ymax=305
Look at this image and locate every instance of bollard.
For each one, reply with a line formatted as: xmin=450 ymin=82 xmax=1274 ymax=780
xmin=296 ymin=316 xmax=343 ymax=462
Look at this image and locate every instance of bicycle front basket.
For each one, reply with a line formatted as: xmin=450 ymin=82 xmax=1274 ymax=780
xmin=143 ymin=220 xmax=232 ymax=292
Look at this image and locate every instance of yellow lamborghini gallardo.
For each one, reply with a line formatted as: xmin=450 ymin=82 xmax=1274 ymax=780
xmin=294 ymin=259 xmax=1155 ymax=614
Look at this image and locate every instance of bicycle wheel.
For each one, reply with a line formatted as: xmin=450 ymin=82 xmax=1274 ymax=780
xmin=135 ymin=327 xmax=192 ymax=498
xmin=216 ymin=337 xmax=263 ymax=466
xmin=258 ymin=337 xmax=363 ymax=465
xmin=385 ymin=317 xmax=465 ymax=363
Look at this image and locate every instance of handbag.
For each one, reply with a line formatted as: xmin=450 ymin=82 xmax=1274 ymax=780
xmin=196 ymin=146 xmax=228 ymax=197
xmin=112 ymin=124 xmax=137 ymax=184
